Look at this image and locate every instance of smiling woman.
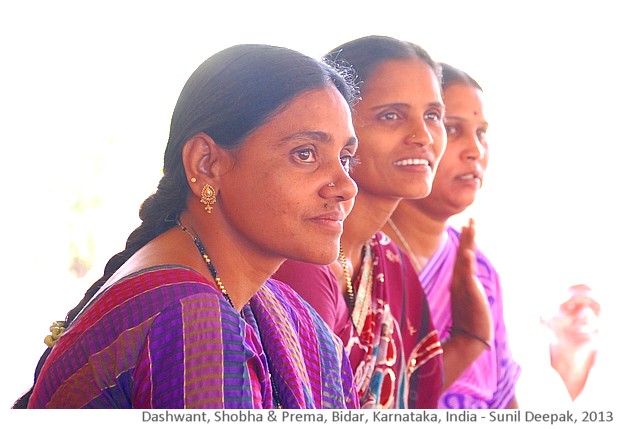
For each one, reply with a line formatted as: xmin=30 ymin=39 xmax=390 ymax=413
xmin=274 ymin=35 xmax=451 ymax=409
xmin=384 ymin=63 xmax=520 ymax=408
xmin=14 ymin=44 xmax=360 ymax=409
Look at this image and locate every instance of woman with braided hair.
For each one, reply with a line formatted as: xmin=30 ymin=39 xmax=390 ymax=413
xmin=15 ymin=44 xmax=360 ymax=409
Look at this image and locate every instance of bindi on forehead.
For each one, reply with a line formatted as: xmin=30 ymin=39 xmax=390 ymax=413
xmin=473 ymin=111 xmax=479 ymax=116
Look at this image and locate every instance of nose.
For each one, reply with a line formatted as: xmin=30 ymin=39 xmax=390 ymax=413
xmin=462 ymin=133 xmax=486 ymax=160
xmin=406 ymin=120 xmax=433 ymax=147
xmin=320 ymin=167 xmax=358 ymax=203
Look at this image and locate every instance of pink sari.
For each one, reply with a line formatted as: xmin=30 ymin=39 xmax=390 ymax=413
xmin=275 ymin=232 xmax=443 ymax=408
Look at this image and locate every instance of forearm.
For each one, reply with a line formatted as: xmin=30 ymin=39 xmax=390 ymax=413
xmin=440 ymin=334 xmax=488 ymax=391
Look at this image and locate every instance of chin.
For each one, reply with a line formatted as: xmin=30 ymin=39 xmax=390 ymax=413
xmin=288 ymin=244 xmax=339 ymax=266
xmin=402 ymin=184 xmax=433 ymax=200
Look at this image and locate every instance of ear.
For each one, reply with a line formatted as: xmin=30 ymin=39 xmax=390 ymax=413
xmin=182 ymin=133 xmax=227 ymax=197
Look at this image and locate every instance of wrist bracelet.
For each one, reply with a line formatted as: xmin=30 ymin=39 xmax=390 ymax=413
xmin=449 ymin=326 xmax=492 ymax=349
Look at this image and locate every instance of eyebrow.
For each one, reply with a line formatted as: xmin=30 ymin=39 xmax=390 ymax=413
xmin=279 ymin=131 xmax=358 ymax=148
xmin=444 ymin=115 xmax=489 ymax=127
xmin=371 ymin=101 xmax=445 ymax=111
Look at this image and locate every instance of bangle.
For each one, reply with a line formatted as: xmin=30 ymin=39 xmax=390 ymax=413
xmin=449 ymin=326 xmax=492 ymax=349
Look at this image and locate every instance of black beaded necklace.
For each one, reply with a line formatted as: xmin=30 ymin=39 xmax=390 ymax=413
xmin=177 ymin=219 xmax=282 ymax=408
xmin=177 ymin=220 xmax=235 ymax=308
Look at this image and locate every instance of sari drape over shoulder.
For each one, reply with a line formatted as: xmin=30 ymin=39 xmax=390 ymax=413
xmin=28 ymin=266 xmax=357 ymax=409
xmin=420 ymin=227 xmax=521 ymax=408
xmin=275 ymin=232 xmax=443 ymax=408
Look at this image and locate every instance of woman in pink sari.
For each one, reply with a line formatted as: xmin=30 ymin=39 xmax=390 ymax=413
xmin=384 ymin=63 xmax=520 ymax=408
xmin=275 ymin=36 xmax=481 ymax=408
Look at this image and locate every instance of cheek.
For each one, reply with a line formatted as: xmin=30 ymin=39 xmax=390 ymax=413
xmin=353 ymin=140 xmax=389 ymax=180
xmin=481 ymin=152 xmax=490 ymax=169
xmin=433 ymin=128 xmax=448 ymax=155
xmin=434 ymin=152 xmax=456 ymax=177
xmin=259 ymin=179 xmax=304 ymax=220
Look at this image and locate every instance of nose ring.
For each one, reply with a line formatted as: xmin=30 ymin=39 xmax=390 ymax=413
xmin=327 ymin=182 xmax=336 ymax=187
xmin=411 ymin=134 xmax=416 ymax=139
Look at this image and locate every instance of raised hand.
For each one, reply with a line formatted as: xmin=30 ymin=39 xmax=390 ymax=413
xmin=441 ymin=218 xmax=493 ymax=390
xmin=450 ymin=218 xmax=493 ymax=347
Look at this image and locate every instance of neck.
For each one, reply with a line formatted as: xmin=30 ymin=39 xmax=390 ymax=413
xmin=179 ymin=209 xmax=278 ymax=311
xmin=383 ymin=201 xmax=448 ymax=271
xmin=341 ymin=190 xmax=399 ymax=273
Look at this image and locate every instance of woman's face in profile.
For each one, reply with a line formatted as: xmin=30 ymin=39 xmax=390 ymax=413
xmin=416 ymin=82 xmax=489 ymax=217
xmin=350 ymin=58 xmax=446 ymax=200
xmin=217 ymin=85 xmax=358 ymax=265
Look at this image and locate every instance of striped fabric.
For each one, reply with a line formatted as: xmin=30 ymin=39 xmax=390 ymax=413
xmin=28 ymin=266 xmax=357 ymax=409
xmin=418 ymin=227 xmax=521 ymax=408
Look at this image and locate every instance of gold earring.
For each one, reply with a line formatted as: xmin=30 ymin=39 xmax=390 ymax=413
xmin=200 ymin=184 xmax=217 ymax=213
xmin=190 ymin=177 xmax=197 ymax=183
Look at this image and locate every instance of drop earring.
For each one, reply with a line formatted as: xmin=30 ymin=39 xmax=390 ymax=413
xmin=200 ymin=184 xmax=217 ymax=213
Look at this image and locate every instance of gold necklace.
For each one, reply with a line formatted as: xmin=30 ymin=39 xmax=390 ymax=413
xmin=179 ymin=218 xmax=280 ymax=407
xmin=386 ymin=218 xmax=423 ymax=273
xmin=339 ymin=243 xmax=355 ymax=310
xmin=339 ymin=242 xmax=374 ymax=333
xmin=351 ymin=243 xmax=373 ymax=334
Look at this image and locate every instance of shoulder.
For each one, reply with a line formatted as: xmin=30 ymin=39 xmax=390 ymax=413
xmin=272 ymin=260 xmax=339 ymax=303
xmin=80 ymin=266 xmax=235 ymax=337
xmin=274 ymin=260 xmax=335 ymax=285
xmin=102 ymin=265 xmax=223 ymax=305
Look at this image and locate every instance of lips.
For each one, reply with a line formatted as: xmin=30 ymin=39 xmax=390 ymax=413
xmin=456 ymin=173 xmax=478 ymax=180
xmin=456 ymin=170 xmax=483 ymax=182
xmin=309 ymin=210 xmax=345 ymax=228
xmin=312 ymin=211 xmax=345 ymax=222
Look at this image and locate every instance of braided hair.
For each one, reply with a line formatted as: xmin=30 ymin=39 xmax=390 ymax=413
xmin=13 ymin=44 xmax=358 ymax=408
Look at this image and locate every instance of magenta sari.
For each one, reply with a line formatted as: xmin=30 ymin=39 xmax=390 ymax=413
xmin=275 ymin=232 xmax=443 ymax=408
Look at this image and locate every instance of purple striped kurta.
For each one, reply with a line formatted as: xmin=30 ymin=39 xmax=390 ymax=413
xmin=419 ymin=227 xmax=521 ymax=408
xmin=28 ymin=266 xmax=358 ymax=409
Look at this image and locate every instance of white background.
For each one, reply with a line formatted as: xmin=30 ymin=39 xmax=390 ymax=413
xmin=1 ymin=0 xmax=618 ymax=421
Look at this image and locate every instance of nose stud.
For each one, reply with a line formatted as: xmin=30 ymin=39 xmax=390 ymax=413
xmin=327 ymin=182 xmax=336 ymax=187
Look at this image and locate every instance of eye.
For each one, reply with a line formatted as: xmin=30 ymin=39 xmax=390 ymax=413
xmin=292 ymin=147 xmax=317 ymax=164
xmin=340 ymin=154 xmax=360 ymax=173
xmin=425 ymin=110 xmax=443 ymax=122
xmin=379 ymin=111 xmax=401 ymax=121
xmin=445 ymin=124 xmax=460 ymax=137
xmin=477 ymin=128 xmax=487 ymax=140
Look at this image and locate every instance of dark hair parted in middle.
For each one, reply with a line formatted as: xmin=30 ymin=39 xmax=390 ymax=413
xmin=325 ymin=35 xmax=442 ymax=92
